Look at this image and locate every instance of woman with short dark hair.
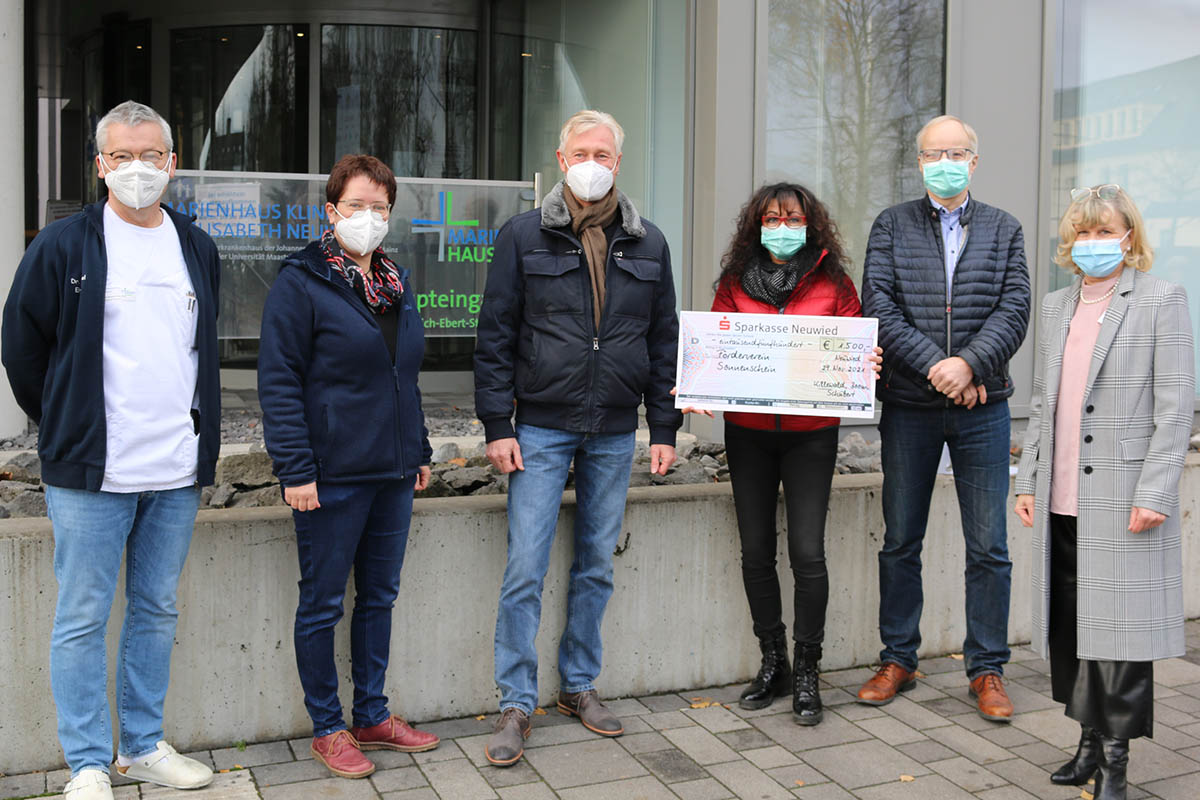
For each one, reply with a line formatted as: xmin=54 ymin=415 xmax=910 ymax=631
xmin=258 ymin=154 xmax=438 ymax=779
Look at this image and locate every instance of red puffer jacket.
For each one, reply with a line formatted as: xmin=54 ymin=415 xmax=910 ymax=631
xmin=710 ymin=250 xmax=863 ymax=432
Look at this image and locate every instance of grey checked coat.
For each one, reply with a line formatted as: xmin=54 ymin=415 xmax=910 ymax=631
xmin=1015 ymin=267 xmax=1194 ymax=661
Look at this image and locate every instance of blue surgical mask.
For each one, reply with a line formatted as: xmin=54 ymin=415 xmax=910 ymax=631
xmin=760 ymin=225 xmax=807 ymax=260
xmin=922 ymin=159 xmax=971 ymax=199
xmin=1071 ymin=231 xmax=1130 ymax=278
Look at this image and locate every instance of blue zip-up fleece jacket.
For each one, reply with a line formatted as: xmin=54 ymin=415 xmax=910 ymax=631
xmin=473 ymin=183 xmax=683 ymax=446
xmin=257 ymin=241 xmax=432 ymax=488
xmin=1 ymin=201 xmax=222 ymax=490
xmin=861 ymin=195 xmax=1031 ymax=407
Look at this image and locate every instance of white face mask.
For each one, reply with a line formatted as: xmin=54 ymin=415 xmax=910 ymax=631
xmin=102 ymin=153 xmax=173 ymax=210
xmin=332 ymin=206 xmax=389 ymax=256
xmin=564 ymin=160 xmax=615 ymax=202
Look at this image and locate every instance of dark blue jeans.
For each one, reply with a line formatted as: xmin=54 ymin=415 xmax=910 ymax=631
xmin=878 ymin=400 xmax=1012 ymax=678
xmin=292 ymin=478 xmax=415 ymax=737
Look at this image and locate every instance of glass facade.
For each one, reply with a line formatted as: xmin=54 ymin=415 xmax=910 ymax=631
xmin=1051 ymin=0 xmax=1200 ymax=386
xmin=764 ymin=0 xmax=945 ymax=284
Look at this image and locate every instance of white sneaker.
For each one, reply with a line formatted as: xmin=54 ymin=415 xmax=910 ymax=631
xmin=117 ymin=741 xmax=214 ymax=789
xmin=63 ymin=769 xmax=113 ymax=800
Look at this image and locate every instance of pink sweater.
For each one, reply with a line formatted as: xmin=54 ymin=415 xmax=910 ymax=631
xmin=1050 ymin=272 xmax=1121 ymax=515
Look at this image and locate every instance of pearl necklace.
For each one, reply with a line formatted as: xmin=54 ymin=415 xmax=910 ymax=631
xmin=1079 ymin=283 xmax=1117 ymax=305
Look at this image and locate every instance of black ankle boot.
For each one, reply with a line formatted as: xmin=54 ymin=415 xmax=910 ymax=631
xmin=739 ymin=633 xmax=791 ymax=710
xmin=791 ymin=642 xmax=823 ymax=726
xmin=1092 ymin=735 xmax=1129 ymax=800
xmin=1050 ymin=725 xmax=1100 ymax=785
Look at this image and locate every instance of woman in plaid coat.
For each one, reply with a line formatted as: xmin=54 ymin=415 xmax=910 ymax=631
xmin=1014 ymin=185 xmax=1193 ymax=800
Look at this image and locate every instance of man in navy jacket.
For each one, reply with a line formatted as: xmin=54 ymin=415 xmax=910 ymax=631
xmin=858 ymin=115 xmax=1030 ymax=722
xmin=2 ymin=101 xmax=219 ymax=799
xmin=474 ymin=110 xmax=682 ymax=766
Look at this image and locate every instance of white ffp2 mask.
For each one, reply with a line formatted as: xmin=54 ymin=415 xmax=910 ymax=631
xmin=332 ymin=207 xmax=389 ymax=256
xmin=102 ymin=154 xmax=173 ymax=210
xmin=564 ymin=160 xmax=614 ymax=202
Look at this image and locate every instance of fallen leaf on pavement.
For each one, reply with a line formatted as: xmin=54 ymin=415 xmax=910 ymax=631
xmin=899 ymin=774 xmax=915 ymax=782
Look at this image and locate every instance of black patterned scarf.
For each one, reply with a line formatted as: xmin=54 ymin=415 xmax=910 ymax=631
xmin=319 ymin=229 xmax=404 ymax=313
xmin=740 ymin=246 xmax=820 ymax=309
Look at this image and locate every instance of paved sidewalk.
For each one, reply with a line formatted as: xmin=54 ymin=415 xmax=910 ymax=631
xmin=5 ymin=622 xmax=1199 ymax=800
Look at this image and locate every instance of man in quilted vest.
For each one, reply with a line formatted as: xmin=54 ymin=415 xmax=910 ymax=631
xmin=858 ymin=115 xmax=1031 ymax=722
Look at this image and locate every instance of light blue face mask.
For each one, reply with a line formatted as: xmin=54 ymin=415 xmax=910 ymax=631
xmin=1071 ymin=231 xmax=1130 ymax=278
xmin=922 ymin=159 xmax=971 ymax=199
xmin=760 ymin=225 xmax=807 ymax=260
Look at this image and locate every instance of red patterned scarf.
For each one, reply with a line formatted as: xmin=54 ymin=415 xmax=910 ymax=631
xmin=319 ymin=229 xmax=404 ymax=313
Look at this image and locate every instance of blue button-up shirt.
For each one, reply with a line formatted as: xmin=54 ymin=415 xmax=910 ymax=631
xmin=931 ymin=195 xmax=967 ymax=300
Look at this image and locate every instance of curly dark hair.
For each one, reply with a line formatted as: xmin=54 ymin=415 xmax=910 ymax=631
xmin=715 ymin=182 xmax=849 ymax=291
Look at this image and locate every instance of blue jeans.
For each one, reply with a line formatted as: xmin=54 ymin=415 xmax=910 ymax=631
xmin=292 ymin=478 xmax=415 ymax=737
xmin=877 ymin=400 xmax=1012 ymax=678
xmin=494 ymin=424 xmax=636 ymax=714
xmin=44 ymin=484 xmax=201 ymax=775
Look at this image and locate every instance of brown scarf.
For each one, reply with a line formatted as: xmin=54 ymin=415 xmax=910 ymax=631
xmin=563 ymin=185 xmax=619 ymax=328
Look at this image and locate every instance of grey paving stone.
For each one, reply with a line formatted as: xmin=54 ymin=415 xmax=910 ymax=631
xmin=792 ymin=783 xmax=855 ymax=800
xmin=644 ymin=710 xmax=696 ymax=730
xmin=620 ymin=716 xmax=654 ymax=735
xmin=290 ymin=737 xmax=315 ymax=760
xmin=741 ymin=745 xmax=800 ymax=769
xmin=818 ymin=688 xmax=859 ymax=708
xmin=45 ymin=767 xmax=71 ymax=793
xmin=921 ymin=671 xmax=968 ymax=691
xmin=927 ymin=755 xmax=1007 ymax=792
xmin=181 ymin=750 xmax=216 ymax=770
xmin=1127 ymin=735 xmax=1200 ymax=784
xmin=211 ymin=740 xmax=294 ymax=769
xmin=1009 ymin=708 xmax=1084 ymax=748
xmin=380 ymin=789 xmax=438 ymax=800
xmin=1179 ymin=720 xmax=1200 ymax=738
xmin=716 ymin=728 xmax=777 ymax=751
xmin=556 ymin=775 xmax=677 ymax=800
xmin=1156 ymin=658 xmax=1200 ymax=686
xmin=523 ymin=738 xmax=648 ymax=790
xmin=752 ymin=710 xmax=872 ymax=752
xmin=903 ymin=683 xmax=949 ymax=703
xmin=919 ymin=696 xmax=979 ymax=718
xmin=478 ymin=760 xmax=542 ymax=789
xmin=662 ymin=726 xmax=742 ymax=765
xmin=800 ymin=740 xmax=928 ymax=789
xmin=1155 ymin=702 xmax=1200 ymax=727
xmin=919 ymin=656 xmax=965 ymax=675
xmin=140 ymin=770 xmax=259 ymax=798
xmin=261 ymin=775 xmax=380 ymax=799
xmin=370 ymin=765 xmax=428 ymax=793
xmin=999 ymin=663 xmax=1039 ymax=680
xmin=974 ymin=786 xmax=1039 ymax=800
xmin=603 ymin=698 xmax=653 ymax=717
xmin=832 ymin=702 xmax=885 ymax=721
xmin=412 ymin=739 xmax=464 ymax=763
xmin=671 ymin=776 xmax=735 ymax=799
xmin=763 ymin=762 xmax=828 ymax=788
xmin=421 ymin=715 xmax=498 ymax=741
xmin=683 ymin=705 xmax=752 ymax=733
xmin=366 ymin=751 xmax=416 ymax=770
xmin=1141 ymin=770 xmax=1200 ymax=800
xmin=1160 ymin=692 xmax=1200 ymax=713
xmin=923 ymin=724 xmax=1013 ymax=764
xmin=419 ymin=757 xmax=498 ymax=799
xmin=707 ymin=759 xmax=794 ymax=799
xmin=251 ymin=757 xmax=331 ymax=787
xmin=880 ymin=696 xmax=955 ymax=730
xmin=1009 ymin=740 xmax=1072 ymax=767
xmin=0 ymin=773 xmax=44 ymax=798
xmin=995 ymin=678 xmax=1059 ymax=712
xmin=1174 ymin=680 xmax=1200 ymax=698
xmin=977 ymin=725 xmax=1039 ymax=749
xmin=496 ymin=783 xmax=558 ymax=800
xmin=819 ymin=666 xmax=878 ymax=688
xmin=852 ymin=773 xmax=976 ymax=800
xmin=1012 ymin=674 xmax=1053 ymax=694
xmin=619 ymin=731 xmax=674 ymax=754
xmin=638 ymin=694 xmax=690 ymax=713
xmin=522 ymin=721 xmax=602 ymax=749
xmin=451 ymin=733 xmax=496 ymax=768
xmin=1154 ymin=683 xmax=1181 ymax=700
xmin=855 ymin=715 xmax=928 ymax=745
xmin=894 ymin=740 xmax=960 ymax=764
xmin=690 ymin=685 xmax=747 ymax=705
xmin=944 ymin=711 xmax=996 ymax=732
xmin=1179 ymin=744 xmax=1200 ymax=762
xmin=984 ymin=758 xmax=1080 ymax=799
xmin=636 ymin=748 xmax=709 ymax=783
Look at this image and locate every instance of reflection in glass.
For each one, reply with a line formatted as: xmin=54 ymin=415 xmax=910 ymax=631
xmin=765 ymin=0 xmax=945 ymax=283
xmin=170 ymin=25 xmax=308 ymax=172
xmin=320 ymin=25 xmax=477 ymax=178
xmin=1051 ymin=0 xmax=1200 ymax=385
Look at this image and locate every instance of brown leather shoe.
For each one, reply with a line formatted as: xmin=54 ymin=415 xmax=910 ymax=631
xmin=557 ymin=689 xmax=624 ymax=736
xmin=311 ymin=730 xmax=375 ymax=779
xmin=350 ymin=715 xmax=440 ymax=753
xmin=856 ymin=662 xmax=918 ymax=706
xmin=969 ymin=672 xmax=1014 ymax=722
xmin=485 ymin=707 xmax=532 ymax=766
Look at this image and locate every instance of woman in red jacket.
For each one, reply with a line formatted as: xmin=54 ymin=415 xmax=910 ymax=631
xmin=711 ymin=182 xmax=871 ymax=725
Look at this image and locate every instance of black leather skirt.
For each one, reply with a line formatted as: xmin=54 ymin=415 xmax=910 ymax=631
xmin=1048 ymin=513 xmax=1153 ymax=739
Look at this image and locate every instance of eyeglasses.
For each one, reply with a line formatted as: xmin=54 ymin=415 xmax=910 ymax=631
xmin=918 ymin=148 xmax=974 ymax=163
xmin=338 ymin=199 xmax=392 ymax=217
xmin=761 ymin=214 xmax=806 ymax=229
xmin=104 ymin=149 xmax=170 ymax=166
xmin=1070 ymin=184 xmax=1121 ymax=202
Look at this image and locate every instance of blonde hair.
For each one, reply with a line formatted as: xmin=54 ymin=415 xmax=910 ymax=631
xmin=916 ymin=114 xmax=979 ymax=154
xmin=558 ymin=110 xmax=625 ymax=155
xmin=1054 ymin=186 xmax=1153 ymax=273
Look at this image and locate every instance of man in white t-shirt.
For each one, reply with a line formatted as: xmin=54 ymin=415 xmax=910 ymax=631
xmin=2 ymin=101 xmax=222 ymax=800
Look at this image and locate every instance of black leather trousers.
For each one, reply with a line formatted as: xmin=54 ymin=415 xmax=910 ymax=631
xmin=1048 ymin=513 xmax=1153 ymax=739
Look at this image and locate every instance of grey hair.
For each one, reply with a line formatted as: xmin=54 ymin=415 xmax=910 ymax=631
xmin=916 ymin=114 xmax=979 ymax=155
xmin=95 ymin=100 xmax=173 ymax=153
xmin=559 ymin=110 xmax=625 ymax=155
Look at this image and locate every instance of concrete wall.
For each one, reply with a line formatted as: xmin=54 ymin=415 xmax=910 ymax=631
xmin=4 ymin=458 xmax=1200 ymax=774
xmin=0 ymin=0 xmax=25 ymax=438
